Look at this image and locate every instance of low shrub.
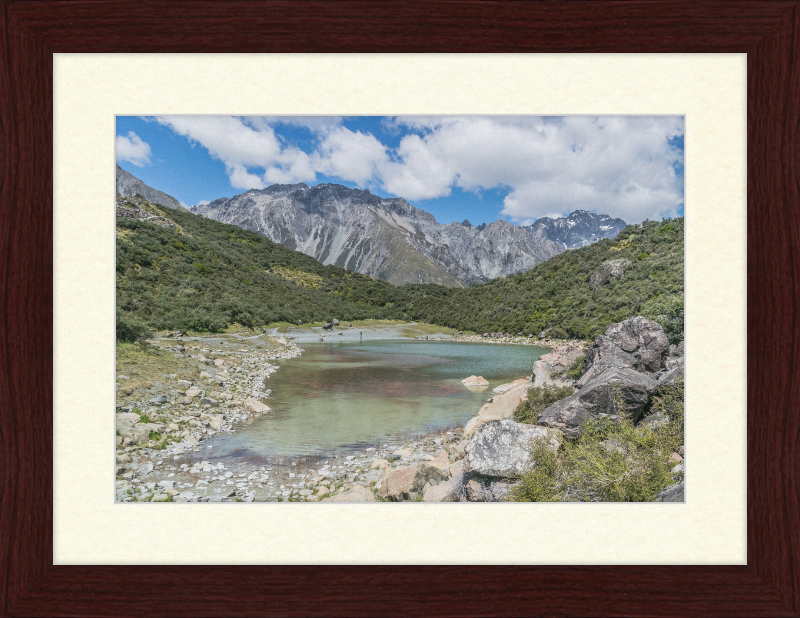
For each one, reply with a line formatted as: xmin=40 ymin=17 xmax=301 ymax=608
xmin=511 ymin=381 xmax=684 ymax=502
xmin=565 ymin=354 xmax=586 ymax=380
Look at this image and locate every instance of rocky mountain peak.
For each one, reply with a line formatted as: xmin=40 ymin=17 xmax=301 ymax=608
xmin=527 ymin=210 xmax=626 ymax=249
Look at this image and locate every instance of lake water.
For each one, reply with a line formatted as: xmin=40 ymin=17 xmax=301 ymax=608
xmin=204 ymin=340 xmax=549 ymax=459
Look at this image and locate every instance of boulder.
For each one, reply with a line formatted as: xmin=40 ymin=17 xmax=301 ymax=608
xmin=428 ymin=450 xmax=450 ymax=470
xmin=539 ymin=367 xmax=659 ymax=437
xmin=185 ymin=388 xmax=202 ymax=398
xmin=461 ymin=375 xmax=489 ymax=387
xmin=532 ymin=343 xmax=585 ymax=388
xmin=332 ymin=319 xmax=340 ymax=326
xmin=379 ymin=463 xmax=449 ymax=501
xmin=588 ymin=258 xmax=632 ymax=291
xmin=578 ymin=317 xmax=669 ymax=386
xmin=244 ymin=398 xmax=270 ymax=414
xmin=322 ymin=322 xmax=333 ymax=330
xmin=462 ymin=380 xmax=531 ymax=438
xmin=423 ymin=468 xmax=466 ymax=502
xmin=200 ymin=397 xmax=218 ymax=407
xmin=321 ymin=484 xmax=376 ymax=502
xmin=655 ymin=481 xmax=685 ymax=502
xmin=493 ymin=378 xmax=530 ymax=393
xmin=115 ymin=413 xmax=141 ymax=437
xmin=465 ymin=479 xmax=485 ymax=501
xmin=464 ymin=419 xmax=561 ymax=478
xmin=178 ymin=396 xmax=192 ymax=405
xmin=657 ymin=343 xmax=685 ymax=384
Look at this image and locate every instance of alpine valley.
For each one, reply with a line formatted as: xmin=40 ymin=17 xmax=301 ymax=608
xmin=190 ymin=182 xmax=626 ymax=287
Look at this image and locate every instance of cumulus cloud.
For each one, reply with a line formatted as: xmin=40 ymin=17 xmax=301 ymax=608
xmin=153 ymin=115 xmax=683 ymax=223
xmin=115 ymin=131 xmax=152 ymax=166
xmin=385 ymin=116 xmax=684 ymax=222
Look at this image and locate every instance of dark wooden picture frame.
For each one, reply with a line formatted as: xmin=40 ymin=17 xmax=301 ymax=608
xmin=1 ymin=2 xmax=798 ymax=616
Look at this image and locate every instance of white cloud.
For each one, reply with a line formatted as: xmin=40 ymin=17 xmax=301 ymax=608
xmin=313 ymin=127 xmax=390 ymax=186
xmin=153 ymin=115 xmax=684 ymax=223
xmin=382 ymin=116 xmax=684 ymax=222
xmin=115 ymin=131 xmax=152 ymax=167
xmin=196 ymin=200 xmax=210 ymax=206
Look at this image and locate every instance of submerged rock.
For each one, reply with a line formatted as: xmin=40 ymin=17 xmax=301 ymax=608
xmin=461 ymin=375 xmax=489 ymax=387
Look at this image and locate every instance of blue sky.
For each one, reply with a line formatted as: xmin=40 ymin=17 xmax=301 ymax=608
xmin=116 ymin=116 xmax=684 ymax=225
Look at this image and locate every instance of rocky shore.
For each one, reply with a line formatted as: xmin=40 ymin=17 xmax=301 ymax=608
xmin=116 ymin=317 xmax=684 ymax=503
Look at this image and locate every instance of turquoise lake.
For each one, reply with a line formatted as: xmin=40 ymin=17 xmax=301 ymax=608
xmin=204 ymin=340 xmax=549 ymax=459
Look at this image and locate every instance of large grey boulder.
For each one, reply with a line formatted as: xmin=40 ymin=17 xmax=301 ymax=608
xmin=657 ymin=341 xmax=685 ymax=385
xmin=464 ymin=419 xmax=561 ymax=478
xmin=539 ymin=367 xmax=659 ymax=438
xmin=655 ymin=481 xmax=685 ymax=502
xmin=579 ymin=316 xmax=669 ymax=386
xmin=588 ymin=258 xmax=632 ymax=290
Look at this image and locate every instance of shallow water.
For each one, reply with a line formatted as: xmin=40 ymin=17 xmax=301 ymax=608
xmin=204 ymin=340 xmax=549 ymax=459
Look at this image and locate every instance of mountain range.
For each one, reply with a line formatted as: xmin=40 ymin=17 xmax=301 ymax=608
xmin=191 ymin=183 xmax=626 ymax=286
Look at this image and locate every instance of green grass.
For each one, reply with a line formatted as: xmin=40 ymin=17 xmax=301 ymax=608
xmin=116 ymin=342 xmax=199 ymax=400
xmin=510 ymin=381 xmax=684 ymax=502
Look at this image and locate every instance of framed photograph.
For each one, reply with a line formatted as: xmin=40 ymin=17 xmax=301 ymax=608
xmin=2 ymin=2 xmax=797 ymax=616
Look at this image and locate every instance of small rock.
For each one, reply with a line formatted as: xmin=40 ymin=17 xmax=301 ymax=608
xmin=466 ymin=480 xmax=485 ymax=502
xmin=461 ymin=375 xmax=489 ymax=387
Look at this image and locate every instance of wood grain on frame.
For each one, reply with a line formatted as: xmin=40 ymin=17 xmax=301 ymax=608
xmin=1 ymin=1 xmax=798 ymax=616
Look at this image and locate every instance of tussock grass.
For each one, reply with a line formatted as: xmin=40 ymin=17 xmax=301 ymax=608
xmin=115 ymin=342 xmax=199 ymax=400
xmin=511 ymin=381 xmax=684 ymax=502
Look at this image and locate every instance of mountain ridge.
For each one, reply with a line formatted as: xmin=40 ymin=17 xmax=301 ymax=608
xmin=192 ymin=182 xmax=625 ymax=286
xmin=116 ymin=164 xmax=186 ymax=211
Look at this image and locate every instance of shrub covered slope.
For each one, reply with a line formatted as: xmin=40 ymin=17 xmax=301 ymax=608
xmin=398 ymin=218 xmax=684 ymax=341
xmin=117 ymin=199 xmax=683 ymax=341
xmin=116 ymin=198 xmax=407 ymax=336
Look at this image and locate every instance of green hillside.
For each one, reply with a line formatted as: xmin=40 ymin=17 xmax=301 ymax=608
xmin=392 ymin=218 xmax=684 ymax=342
xmin=116 ymin=197 xmax=684 ymax=343
xmin=116 ymin=196 xmax=405 ymax=338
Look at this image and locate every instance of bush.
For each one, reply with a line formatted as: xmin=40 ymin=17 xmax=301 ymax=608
xmin=565 ymin=354 xmax=585 ymax=380
xmin=511 ymin=380 xmax=684 ymax=502
xmin=116 ymin=313 xmax=150 ymax=342
xmin=513 ymin=384 xmax=576 ymax=424
xmin=641 ymin=294 xmax=684 ymax=344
